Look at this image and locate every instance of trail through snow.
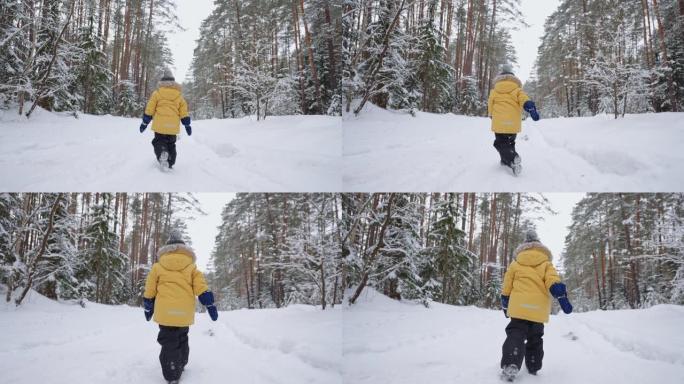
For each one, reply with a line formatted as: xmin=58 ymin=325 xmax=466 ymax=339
xmin=343 ymin=290 xmax=684 ymax=384
xmin=0 ymin=108 xmax=341 ymax=192
xmin=0 ymin=290 xmax=342 ymax=384
xmin=343 ymin=105 xmax=684 ymax=192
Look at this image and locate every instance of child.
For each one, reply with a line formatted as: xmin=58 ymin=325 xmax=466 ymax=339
xmin=143 ymin=231 xmax=218 ymax=384
xmin=139 ymin=68 xmax=192 ymax=170
xmin=500 ymin=230 xmax=572 ymax=382
xmin=487 ymin=64 xmax=540 ymax=176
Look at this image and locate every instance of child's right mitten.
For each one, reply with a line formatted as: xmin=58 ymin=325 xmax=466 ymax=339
xmin=199 ymin=291 xmax=219 ymax=321
xmin=558 ymin=296 xmax=573 ymax=314
xmin=523 ymin=101 xmax=540 ymax=121
xmin=550 ymin=283 xmax=573 ymax=314
xmin=181 ymin=117 xmax=192 ymax=136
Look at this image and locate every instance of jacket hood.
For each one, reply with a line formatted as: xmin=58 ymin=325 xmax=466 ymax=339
xmin=159 ymin=80 xmax=181 ymax=90
xmin=514 ymin=241 xmax=553 ymax=266
xmin=157 ymin=81 xmax=182 ymax=99
xmin=157 ymin=243 xmax=196 ymax=271
xmin=494 ymin=74 xmax=522 ymax=93
xmin=156 ymin=86 xmax=181 ymax=101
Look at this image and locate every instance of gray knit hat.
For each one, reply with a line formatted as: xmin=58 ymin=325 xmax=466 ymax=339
xmin=525 ymin=229 xmax=540 ymax=243
xmin=166 ymin=229 xmax=185 ymax=245
xmin=500 ymin=63 xmax=514 ymax=75
xmin=161 ymin=67 xmax=175 ymax=81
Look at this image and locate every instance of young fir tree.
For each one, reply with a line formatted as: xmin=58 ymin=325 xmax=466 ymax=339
xmin=416 ymin=1 xmax=453 ymax=113
xmin=73 ymin=21 xmax=113 ymax=115
xmin=427 ymin=194 xmax=476 ymax=305
xmin=82 ymin=195 xmax=128 ymax=305
xmin=116 ymin=80 xmax=141 ymax=117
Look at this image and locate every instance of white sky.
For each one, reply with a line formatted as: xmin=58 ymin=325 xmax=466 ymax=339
xmin=510 ymin=0 xmax=561 ymax=83
xmin=182 ymin=193 xmax=235 ymax=272
xmin=535 ymin=193 xmax=584 ymax=271
xmin=168 ymin=0 xmax=215 ymax=82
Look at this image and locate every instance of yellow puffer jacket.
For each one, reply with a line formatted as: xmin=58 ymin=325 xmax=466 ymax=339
xmin=144 ymin=82 xmax=189 ymax=135
xmin=502 ymin=241 xmax=561 ymax=323
xmin=487 ymin=74 xmax=530 ymax=134
xmin=143 ymin=243 xmax=209 ymax=327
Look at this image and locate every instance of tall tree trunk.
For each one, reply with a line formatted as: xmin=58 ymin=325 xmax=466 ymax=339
xmin=15 ymin=194 xmax=64 ymax=306
xmin=652 ymin=0 xmax=678 ymax=111
xmin=349 ymin=194 xmax=395 ymax=304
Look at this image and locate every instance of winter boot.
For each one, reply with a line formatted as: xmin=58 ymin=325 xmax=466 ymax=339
xmin=511 ymin=155 xmax=522 ymax=176
xmin=159 ymin=151 xmax=170 ymax=171
xmin=501 ymin=364 xmax=519 ymax=382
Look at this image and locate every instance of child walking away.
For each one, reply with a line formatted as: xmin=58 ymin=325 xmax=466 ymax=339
xmin=143 ymin=230 xmax=218 ymax=384
xmin=139 ymin=68 xmax=192 ymax=171
xmin=499 ymin=230 xmax=573 ymax=382
xmin=487 ymin=64 xmax=540 ymax=176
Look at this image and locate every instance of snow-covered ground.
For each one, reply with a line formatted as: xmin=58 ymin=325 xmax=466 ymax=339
xmin=343 ymin=104 xmax=684 ymax=191
xmin=0 ymin=290 xmax=342 ymax=384
xmin=343 ymin=289 xmax=684 ymax=384
xmin=0 ymin=108 xmax=341 ymax=192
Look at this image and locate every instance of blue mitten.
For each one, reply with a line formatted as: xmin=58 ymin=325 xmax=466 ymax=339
xmin=140 ymin=114 xmax=153 ymax=133
xmin=501 ymin=295 xmax=510 ymax=318
xmin=549 ymin=283 xmax=567 ymax=298
xmin=198 ymin=291 xmax=214 ymax=306
xmin=207 ymin=305 xmax=218 ymax=321
xmin=143 ymin=298 xmax=154 ymax=321
xmin=181 ymin=117 xmax=192 ymax=136
xmin=558 ymin=297 xmax=573 ymax=314
xmin=523 ymin=101 xmax=540 ymax=121
xmin=198 ymin=291 xmax=218 ymax=321
xmin=550 ymin=283 xmax=573 ymax=314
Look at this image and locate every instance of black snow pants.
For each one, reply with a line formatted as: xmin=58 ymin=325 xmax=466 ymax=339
xmin=493 ymin=134 xmax=518 ymax=166
xmin=501 ymin=318 xmax=544 ymax=374
xmin=152 ymin=133 xmax=177 ymax=167
xmin=157 ymin=325 xmax=189 ymax=381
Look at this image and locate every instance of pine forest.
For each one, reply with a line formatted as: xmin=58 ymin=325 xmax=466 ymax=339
xmin=342 ymin=193 xmax=684 ymax=311
xmin=343 ymin=0 xmax=684 ymax=118
xmin=0 ymin=0 xmax=341 ymax=118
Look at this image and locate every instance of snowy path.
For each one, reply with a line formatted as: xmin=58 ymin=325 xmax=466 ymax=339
xmin=343 ymin=290 xmax=684 ymax=384
xmin=343 ymin=105 xmax=684 ymax=192
xmin=0 ymin=108 xmax=341 ymax=192
xmin=0 ymin=291 xmax=342 ymax=384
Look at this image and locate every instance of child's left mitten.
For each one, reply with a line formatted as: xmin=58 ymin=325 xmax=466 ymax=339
xmin=143 ymin=298 xmax=154 ymax=321
xmin=140 ymin=114 xmax=153 ymax=133
xmin=501 ymin=295 xmax=509 ymax=318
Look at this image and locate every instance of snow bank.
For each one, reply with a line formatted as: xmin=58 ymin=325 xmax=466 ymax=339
xmin=0 ymin=289 xmax=342 ymax=384
xmin=343 ymin=289 xmax=684 ymax=384
xmin=0 ymin=107 xmax=341 ymax=192
xmin=343 ymin=105 xmax=684 ymax=191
